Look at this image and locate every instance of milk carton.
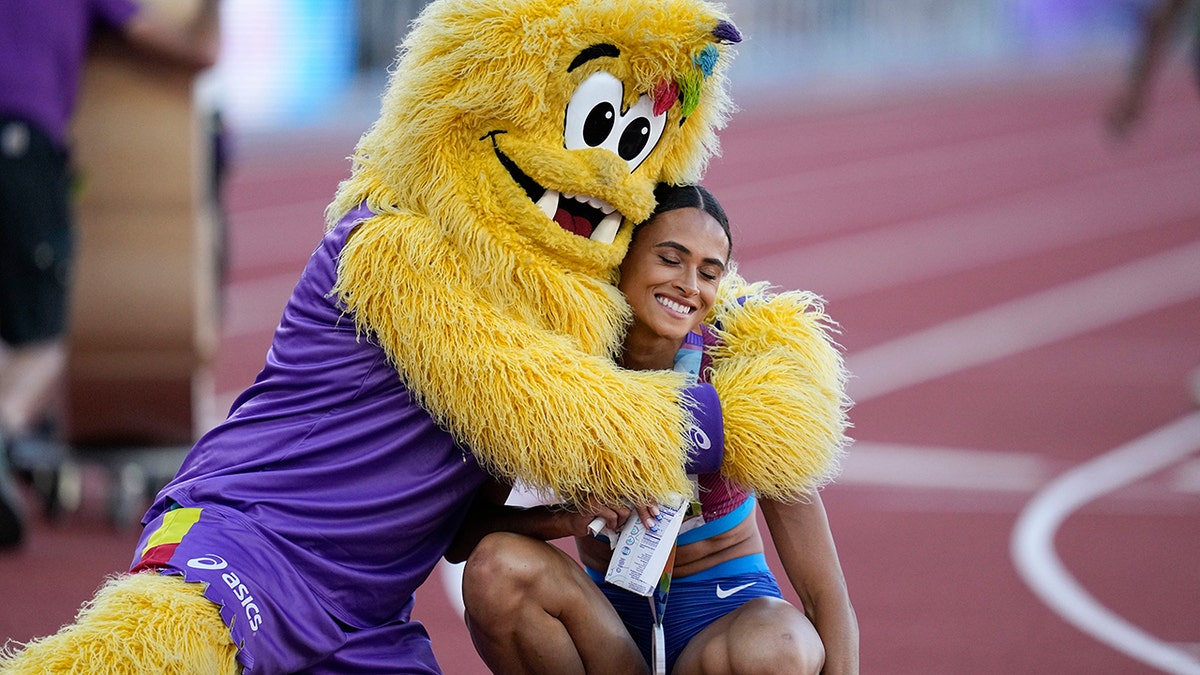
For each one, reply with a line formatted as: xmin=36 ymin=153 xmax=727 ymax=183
xmin=603 ymin=495 xmax=689 ymax=596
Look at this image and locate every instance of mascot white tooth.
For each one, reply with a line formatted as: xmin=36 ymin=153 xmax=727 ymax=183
xmin=1 ymin=0 xmax=847 ymax=672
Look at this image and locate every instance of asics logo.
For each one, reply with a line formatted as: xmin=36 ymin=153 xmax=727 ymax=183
xmin=185 ymin=553 xmax=264 ymax=632
xmin=715 ymin=581 xmax=755 ymax=599
xmin=186 ymin=555 xmax=228 ymax=570
xmin=688 ymin=424 xmax=711 ymax=450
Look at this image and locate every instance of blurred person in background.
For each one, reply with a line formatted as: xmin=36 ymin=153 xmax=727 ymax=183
xmin=0 ymin=0 xmax=220 ymax=549
xmin=1106 ymin=0 xmax=1200 ymax=407
xmin=1107 ymin=0 xmax=1199 ymax=138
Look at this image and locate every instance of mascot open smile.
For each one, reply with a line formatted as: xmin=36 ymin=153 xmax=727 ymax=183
xmin=1 ymin=0 xmax=848 ymax=672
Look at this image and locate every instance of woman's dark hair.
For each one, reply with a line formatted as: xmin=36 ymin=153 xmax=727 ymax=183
xmin=633 ymin=183 xmax=732 ymax=257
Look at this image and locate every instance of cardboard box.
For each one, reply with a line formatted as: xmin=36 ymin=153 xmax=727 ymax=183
xmin=65 ymin=0 xmax=219 ymax=446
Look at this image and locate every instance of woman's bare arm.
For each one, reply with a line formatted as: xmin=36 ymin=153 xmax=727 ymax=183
xmin=760 ymin=493 xmax=859 ymax=674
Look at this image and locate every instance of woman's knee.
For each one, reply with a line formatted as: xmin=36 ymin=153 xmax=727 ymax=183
xmin=462 ymin=533 xmax=566 ymax=606
xmin=464 ymin=533 xmax=532 ymax=589
xmin=729 ymin=597 xmax=825 ymax=675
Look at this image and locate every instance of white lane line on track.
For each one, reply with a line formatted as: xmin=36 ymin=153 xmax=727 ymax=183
xmin=839 ymin=442 xmax=1049 ymax=492
xmin=746 ymin=151 xmax=1200 ymax=301
xmin=1011 ymin=412 xmax=1200 ymax=675
xmin=846 ymin=238 xmax=1200 ymax=403
xmin=1171 ymin=459 xmax=1200 ymax=493
xmin=722 ymin=99 xmax=1200 ymax=215
xmin=836 ymin=239 xmax=1200 ymax=668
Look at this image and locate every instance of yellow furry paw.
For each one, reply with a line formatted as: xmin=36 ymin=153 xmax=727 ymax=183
xmin=0 ymin=572 xmax=238 ymax=675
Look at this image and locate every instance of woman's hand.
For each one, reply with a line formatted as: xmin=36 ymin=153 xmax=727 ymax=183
xmin=576 ymin=498 xmax=662 ymax=539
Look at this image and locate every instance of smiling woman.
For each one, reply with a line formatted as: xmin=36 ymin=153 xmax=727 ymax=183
xmin=618 ymin=184 xmax=732 ymax=372
xmin=458 ymin=184 xmax=859 ymax=675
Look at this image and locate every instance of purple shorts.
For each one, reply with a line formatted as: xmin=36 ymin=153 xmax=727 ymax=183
xmin=131 ymin=504 xmax=441 ymax=674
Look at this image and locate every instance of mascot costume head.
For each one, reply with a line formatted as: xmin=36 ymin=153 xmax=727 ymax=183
xmin=326 ymin=0 xmax=747 ymax=505
xmin=1 ymin=0 xmax=849 ymax=672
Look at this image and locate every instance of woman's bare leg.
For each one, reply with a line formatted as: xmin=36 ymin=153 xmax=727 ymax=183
xmin=672 ymin=596 xmax=824 ymax=675
xmin=462 ymin=532 xmax=648 ymax=675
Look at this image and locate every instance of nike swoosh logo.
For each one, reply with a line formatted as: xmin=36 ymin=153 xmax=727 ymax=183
xmin=715 ymin=581 xmax=755 ymax=599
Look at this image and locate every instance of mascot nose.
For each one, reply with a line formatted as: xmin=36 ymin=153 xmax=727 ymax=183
xmin=589 ymin=149 xmax=635 ymax=183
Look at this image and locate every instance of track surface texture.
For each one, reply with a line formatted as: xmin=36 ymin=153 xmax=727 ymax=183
xmin=3 ymin=61 xmax=1198 ymax=674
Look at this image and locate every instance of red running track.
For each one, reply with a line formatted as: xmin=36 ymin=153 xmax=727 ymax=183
xmin=2 ymin=60 xmax=1198 ymax=674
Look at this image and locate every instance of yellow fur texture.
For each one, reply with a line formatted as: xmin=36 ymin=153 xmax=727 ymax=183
xmin=708 ymin=272 xmax=851 ymax=500
xmin=0 ymin=573 xmax=237 ymax=675
xmin=326 ymin=0 xmax=740 ymax=505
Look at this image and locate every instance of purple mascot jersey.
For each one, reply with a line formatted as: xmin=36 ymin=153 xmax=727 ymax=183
xmin=132 ymin=205 xmax=491 ymax=673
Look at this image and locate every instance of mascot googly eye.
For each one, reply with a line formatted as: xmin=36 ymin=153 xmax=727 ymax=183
xmin=564 ymin=71 xmax=667 ymax=174
xmin=544 ymin=71 xmax=668 ymax=243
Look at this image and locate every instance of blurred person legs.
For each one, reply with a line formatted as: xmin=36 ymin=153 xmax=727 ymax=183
xmin=1106 ymin=0 xmax=1198 ymax=139
xmin=0 ymin=426 xmax=27 ymax=548
xmin=1105 ymin=3 xmax=1200 ymax=411
xmin=0 ymin=341 xmax=66 ymax=440
xmin=1 ymin=116 xmax=76 ymax=546
xmin=1 ymin=116 xmax=74 ymax=432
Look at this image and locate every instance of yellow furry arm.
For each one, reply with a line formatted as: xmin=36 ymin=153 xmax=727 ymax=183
xmin=707 ymin=272 xmax=851 ymax=501
xmin=333 ymin=215 xmax=695 ymax=506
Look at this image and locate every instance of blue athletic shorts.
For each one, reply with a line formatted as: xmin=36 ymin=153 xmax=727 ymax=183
xmin=589 ymin=554 xmax=782 ymax=673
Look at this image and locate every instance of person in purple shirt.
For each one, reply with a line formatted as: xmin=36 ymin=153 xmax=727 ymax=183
xmin=0 ymin=0 xmax=220 ymax=549
xmin=106 ymin=203 xmax=727 ymax=673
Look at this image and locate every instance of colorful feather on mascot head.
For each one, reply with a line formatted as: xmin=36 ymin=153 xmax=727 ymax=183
xmin=326 ymin=0 xmax=744 ymax=505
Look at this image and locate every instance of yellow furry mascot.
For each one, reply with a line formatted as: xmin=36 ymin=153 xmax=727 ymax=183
xmin=1 ymin=0 xmax=847 ymax=672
